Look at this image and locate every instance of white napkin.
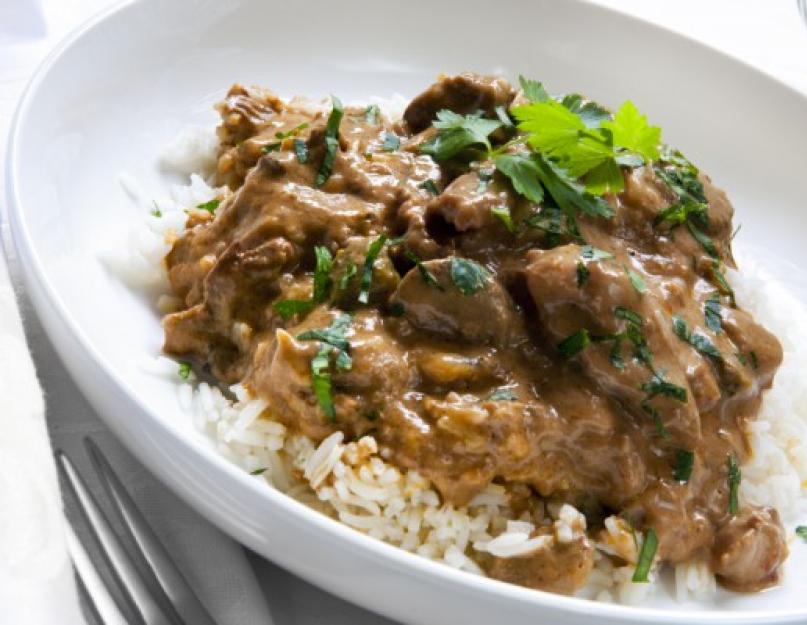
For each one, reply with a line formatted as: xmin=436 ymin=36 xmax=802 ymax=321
xmin=1 ymin=4 xmax=274 ymax=623
xmin=0 ymin=241 xmax=278 ymax=625
xmin=0 ymin=255 xmax=83 ymax=625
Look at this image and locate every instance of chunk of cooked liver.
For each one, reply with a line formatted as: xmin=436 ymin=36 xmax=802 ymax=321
xmin=403 ymin=73 xmax=515 ymax=133
xmin=712 ymin=508 xmax=788 ymax=592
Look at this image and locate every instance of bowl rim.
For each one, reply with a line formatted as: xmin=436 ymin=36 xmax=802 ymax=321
xmin=5 ymin=1 xmax=807 ymax=622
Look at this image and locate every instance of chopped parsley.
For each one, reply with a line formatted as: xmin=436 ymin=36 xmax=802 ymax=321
xmin=705 ymin=296 xmax=722 ymax=332
xmin=525 ymin=206 xmax=568 ymax=243
xmin=689 ymin=333 xmax=722 ymax=360
xmin=337 ymin=262 xmax=357 ymax=291
xmin=614 ymin=306 xmax=643 ymax=326
xmin=297 ymin=314 xmax=352 ymax=352
xmin=420 ymin=110 xmax=503 ymax=161
xmin=312 ymin=246 xmax=334 ymax=302
xmin=624 ymin=265 xmax=647 ymax=294
xmin=673 ymin=450 xmax=695 ymax=483
xmin=750 ymin=350 xmax=759 ymax=370
xmin=711 ymin=263 xmax=736 ymax=306
xmin=418 ymin=179 xmax=439 ymax=195
xmin=404 ymin=250 xmax=441 ymax=289
xmin=151 ymin=201 xmax=162 ymax=218
xmin=364 ymin=104 xmax=380 ymax=125
xmin=609 ymin=337 xmax=626 ymax=369
xmin=273 ymin=299 xmax=315 ymax=319
xmin=575 ymin=246 xmax=613 ymax=287
xmin=653 ymin=151 xmax=718 ymax=259
xmin=686 ymin=221 xmax=719 ymax=259
xmin=491 ymin=206 xmax=516 ymax=233
xmin=178 ymin=362 xmax=191 ymax=380
xmin=358 ymin=235 xmax=388 ymax=305
xmin=293 ymin=138 xmax=309 ymax=163
xmin=671 ymin=315 xmax=688 ymax=340
xmin=263 ymin=124 xmax=309 ymax=155
xmin=592 ymin=307 xmax=648 ymax=369
xmin=250 ymin=467 xmax=268 ymax=476
xmin=558 ymin=328 xmax=591 ymax=358
xmin=671 ymin=315 xmax=721 ymax=360
xmin=315 ymin=95 xmax=344 ymax=187
xmin=382 ymin=132 xmax=400 ymax=152
xmin=641 ymin=370 xmax=687 ymax=402
xmin=653 ymin=200 xmax=707 ymax=229
xmin=626 ymin=321 xmax=653 ymax=366
xmin=632 ymin=528 xmax=658 ymax=583
xmin=273 ymin=246 xmax=333 ymax=320
xmin=310 ymin=346 xmax=336 ymax=421
xmin=727 ymin=454 xmax=741 ymax=516
xmin=576 ymin=262 xmax=590 ymax=287
xmin=489 ymin=388 xmax=518 ymax=401
xmin=297 ymin=314 xmax=353 ymax=421
xmin=580 ymin=245 xmax=614 ymax=262
xmin=643 ymin=403 xmax=671 ymax=439
xmin=197 ymin=198 xmax=220 ymax=214
xmin=796 ymin=526 xmax=807 ymax=542
xmin=275 ymin=123 xmax=309 ymax=141
xmin=449 ymin=257 xmax=489 ymax=295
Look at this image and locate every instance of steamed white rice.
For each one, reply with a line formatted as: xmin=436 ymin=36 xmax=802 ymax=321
xmin=114 ymin=102 xmax=807 ymax=606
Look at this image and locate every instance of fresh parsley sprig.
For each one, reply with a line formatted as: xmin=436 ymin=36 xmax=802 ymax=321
xmin=511 ymin=92 xmax=660 ymax=196
xmin=358 ymin=235 xmax=388 ymax=305
xmin=420 ymin=110 xmax=503 ymax=162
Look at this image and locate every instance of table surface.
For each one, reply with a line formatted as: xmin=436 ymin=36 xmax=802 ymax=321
xmin=1 ymin=1 xmax=805 ymax=624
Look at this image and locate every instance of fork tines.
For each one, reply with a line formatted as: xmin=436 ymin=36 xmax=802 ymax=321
xmin=57 ymin=438 xmax=217 ymax=625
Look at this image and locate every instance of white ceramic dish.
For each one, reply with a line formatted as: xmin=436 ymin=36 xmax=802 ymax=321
xmin=6 ymin=1 xmax=807 ymax=623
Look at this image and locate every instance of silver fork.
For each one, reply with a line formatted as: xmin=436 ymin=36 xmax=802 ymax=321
xmin=57 ymin=438 xmax=218 ymax=625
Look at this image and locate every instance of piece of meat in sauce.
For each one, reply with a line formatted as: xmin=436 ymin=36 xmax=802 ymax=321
xmin=712 ymin=507 xmax=788 ymax=592
xmin=403 ymin=73 xmax=514 ymax=133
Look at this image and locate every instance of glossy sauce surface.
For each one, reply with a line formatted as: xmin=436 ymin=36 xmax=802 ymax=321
xmin=163 ymin=75 xmax=786 ymax=594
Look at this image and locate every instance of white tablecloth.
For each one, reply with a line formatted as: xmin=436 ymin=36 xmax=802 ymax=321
xmin=1 ymin=1 xmax=805 ymax=624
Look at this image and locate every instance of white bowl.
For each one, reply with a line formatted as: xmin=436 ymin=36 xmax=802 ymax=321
xmin=6 ymin=1 xmax=807 ymax=623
